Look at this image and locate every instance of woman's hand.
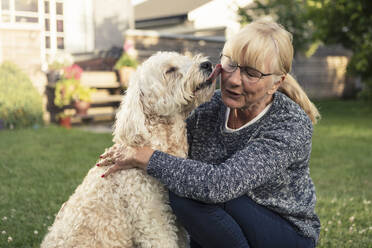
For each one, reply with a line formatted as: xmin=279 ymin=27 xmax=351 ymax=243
xmin=97 ymin=145 xmax=155 ymax=178
xmin=97 ymin=144 xmax=123 ymax=167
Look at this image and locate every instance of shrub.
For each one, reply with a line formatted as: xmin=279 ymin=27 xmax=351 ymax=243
xmin=0 ymin=62 xmax=43 ymax=128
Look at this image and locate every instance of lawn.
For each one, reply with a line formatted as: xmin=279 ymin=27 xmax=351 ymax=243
xmin=0 ymin=100 xmax=371 ymax=247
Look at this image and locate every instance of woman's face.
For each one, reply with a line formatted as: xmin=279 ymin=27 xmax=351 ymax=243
xmin=220 ymin=57 xmax=280 ymax=109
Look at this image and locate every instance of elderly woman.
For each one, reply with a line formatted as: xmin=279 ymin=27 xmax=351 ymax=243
xmin=100 ymin=19 xmax=321 ymax=248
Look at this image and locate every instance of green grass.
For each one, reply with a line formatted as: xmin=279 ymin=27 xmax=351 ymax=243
xmin=311 ymin=100 xmax=372 ymax=247
xmin=0 ymin=100 xmax=371 ymax=247
xmin=0 ymin=126 xmax=113 ymax=247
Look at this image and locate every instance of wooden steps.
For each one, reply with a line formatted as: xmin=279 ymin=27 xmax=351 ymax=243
xmin=47 ymin=71 xmax=125 ymax=124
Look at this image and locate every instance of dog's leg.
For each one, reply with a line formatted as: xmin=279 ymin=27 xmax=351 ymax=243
xmin=128 ymin=176 xmax=183 ymax=248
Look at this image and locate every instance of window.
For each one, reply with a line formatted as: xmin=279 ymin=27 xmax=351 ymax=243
xmin=56 ymin=2 xmax=62 ymax=15
xmin=1 ymin=0 xmax=9 ymax=10
xmin=15 ymin=16 xmax=38 ymax=23
xmin=15 ymin=0 xmax=38 ymax=12
xmin=0 ymin=0 xmax=66 ymax=61
xmin=44 ymin=1 xmax=49 ymax=14
xmin=57 ymin=37 xmax=64 ymax=49
xmin=56 ymin=19 xmax=63 ymax=32
xmin=45 ymin=18 xmax=50 ymax=31
xmin=1 ymin=0 xmax=40 ymax=24
xmin=40 ymin=1 xmax=65 ymax=52
xmin=45 ymin=36 xmax=50 ymax=49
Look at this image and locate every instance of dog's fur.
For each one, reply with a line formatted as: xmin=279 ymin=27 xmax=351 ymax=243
xmin=41 ymin=52 xmax=216 ymax=248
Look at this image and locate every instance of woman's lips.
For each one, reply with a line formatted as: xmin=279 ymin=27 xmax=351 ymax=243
xmin=225 ymin=89 xmax=241 ymax=99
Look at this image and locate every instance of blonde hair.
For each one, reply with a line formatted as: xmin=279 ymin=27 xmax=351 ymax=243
xmin=222 ymin=19 xmax=320 ymax=124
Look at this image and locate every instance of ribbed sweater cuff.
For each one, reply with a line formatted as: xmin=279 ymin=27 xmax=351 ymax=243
xmin=146 ymin=150 xmax=167 ymax=178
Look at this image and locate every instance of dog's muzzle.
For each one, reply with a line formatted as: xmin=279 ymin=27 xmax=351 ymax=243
xmin=194 ymin=63 xmax=222 ymax=92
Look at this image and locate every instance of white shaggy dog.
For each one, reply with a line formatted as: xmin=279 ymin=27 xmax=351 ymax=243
xmin=41 ymin=51 xmax=218 ymax=248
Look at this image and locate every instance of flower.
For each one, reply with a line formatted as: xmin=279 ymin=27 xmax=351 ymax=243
xmin=7 ymin=236 xmax=13 ymax=242
xmin=34 ymin=230 xmax=38 ymax=235
xmin=63 ymin=64 xmax=83 ymax=80
xmin=2 ymin=216 xmax=7 ymax=221
xmin=1 ymin=230 xmax=6 ymax=234
xmin=359 ymin=229 xmax=366 ymax=234
xmin=349 ymin=216 xmax=355 ymax=222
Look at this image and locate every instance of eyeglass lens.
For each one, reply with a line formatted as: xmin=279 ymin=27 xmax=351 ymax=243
xmin=220 ymin=56 xmax=262 ymax=81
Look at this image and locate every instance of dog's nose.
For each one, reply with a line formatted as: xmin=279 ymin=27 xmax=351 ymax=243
xmin=200 ymin=61 xmax=212 ymax=71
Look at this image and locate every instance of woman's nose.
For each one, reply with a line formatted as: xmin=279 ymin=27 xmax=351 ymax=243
xmin=228 ymin=68 xmax=243 ymax=86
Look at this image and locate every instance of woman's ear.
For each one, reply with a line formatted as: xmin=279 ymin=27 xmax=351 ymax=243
xmin=268 ymin=75 xmax=285 ymax=95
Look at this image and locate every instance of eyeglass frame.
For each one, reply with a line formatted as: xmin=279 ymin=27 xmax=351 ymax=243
xmin=220 ymin=54 xmax=274 ymax=83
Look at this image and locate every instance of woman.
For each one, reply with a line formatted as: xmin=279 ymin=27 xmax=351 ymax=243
xmin=100 ymin=19 xmax=321 ymax=248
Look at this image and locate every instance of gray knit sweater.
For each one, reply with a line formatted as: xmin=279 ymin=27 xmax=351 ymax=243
xmin=147 ymin=90 xmax=320 ymax=243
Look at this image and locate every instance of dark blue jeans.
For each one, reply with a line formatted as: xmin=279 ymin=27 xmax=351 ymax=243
xmin=169 ymin=191 xmax=315 ymax=248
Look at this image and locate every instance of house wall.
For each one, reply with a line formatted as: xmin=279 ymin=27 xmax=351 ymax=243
xmin=126 ymin=30 xmax=350 ymax=99
xmin=188 ymin=0 xmax=252 ymax=39
xmin=93 ymin=0 xmax=133 ymax=51
xmin=64 ymin=0 xmax=94 ymax=53
xmin=0 ymin=27 xmax=46 ymax=94
xmin=125 ymin=29 xmax=225 ymax=64
xmin=0 ymin=27 xmax=41 ymax=72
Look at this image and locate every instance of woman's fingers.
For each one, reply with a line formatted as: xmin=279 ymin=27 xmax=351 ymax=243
xmin=101 ymin=161 xmax=135 ymax=178
xmin=101 ymin=164 xmax=121 ymax=178
xmin=97 ymin=156 xmax=116 ymax=167
xmin=100 ymin=145 xmax=118 ymax=159
xmin=97 ymin=144 xmax=127 ymax=167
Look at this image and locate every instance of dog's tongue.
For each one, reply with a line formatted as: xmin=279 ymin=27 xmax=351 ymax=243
xmin=207 ymin=64 xmax=222 ymax=82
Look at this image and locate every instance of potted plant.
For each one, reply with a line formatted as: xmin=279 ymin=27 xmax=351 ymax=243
xmin=114 ymin=52 xmax=138 ymax=88
xmin=54 ymin=77 xmax=96 ymax=115
xmin=54 ymin=64 xmax=96 ymax=116
xmin=46 ymin=52 xmax=74 ymax=83
xmin=56 ymin=112 xmax=71 ymax=129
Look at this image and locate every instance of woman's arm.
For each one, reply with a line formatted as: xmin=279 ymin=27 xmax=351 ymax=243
xmin=147 ymin=121 xmax=312 ymax=203
xmin=100 ymin=118 xmax=312 ymax=203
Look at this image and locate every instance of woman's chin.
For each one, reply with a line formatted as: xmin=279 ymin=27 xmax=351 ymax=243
xmin=222 ymin=96 xmax=244 ymax=109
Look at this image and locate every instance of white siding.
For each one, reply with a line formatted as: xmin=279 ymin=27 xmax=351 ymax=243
xmin=93 ymin=0 xmax=132 ymax=50
xmin=64 ymin=0 xmax=94 ymax=53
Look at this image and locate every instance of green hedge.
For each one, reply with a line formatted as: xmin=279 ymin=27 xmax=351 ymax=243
xmin=0 ymin=62 xmax=43 ymax=129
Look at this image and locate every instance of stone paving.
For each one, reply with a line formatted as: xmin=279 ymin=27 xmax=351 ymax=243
xmin=77 ymin=123 xmax=113 ymax=133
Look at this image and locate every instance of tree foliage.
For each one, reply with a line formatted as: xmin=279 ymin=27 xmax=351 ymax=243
xmin=238 ymin=0 xmax=313 ymax=54
xmin=238 ymin=0 xmax=372 ymax=100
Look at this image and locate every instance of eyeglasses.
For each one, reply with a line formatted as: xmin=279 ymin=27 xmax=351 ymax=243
xmin=220 ymin=54 xmax=273 ymax=83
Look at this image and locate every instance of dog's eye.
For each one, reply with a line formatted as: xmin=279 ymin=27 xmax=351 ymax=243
xmin=166 ymin=66 xmax=178 ymax=74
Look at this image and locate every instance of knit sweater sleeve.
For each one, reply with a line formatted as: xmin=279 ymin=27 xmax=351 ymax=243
xmin=147 ymin=118 xmax=313 ymax=203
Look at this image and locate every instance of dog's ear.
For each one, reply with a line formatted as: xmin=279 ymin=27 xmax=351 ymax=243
xmin=113 ymin=72 xmax=150 ymax=145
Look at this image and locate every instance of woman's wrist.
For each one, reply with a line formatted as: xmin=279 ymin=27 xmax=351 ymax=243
xmin=136 ymin=147 xmax=155 ymax=170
